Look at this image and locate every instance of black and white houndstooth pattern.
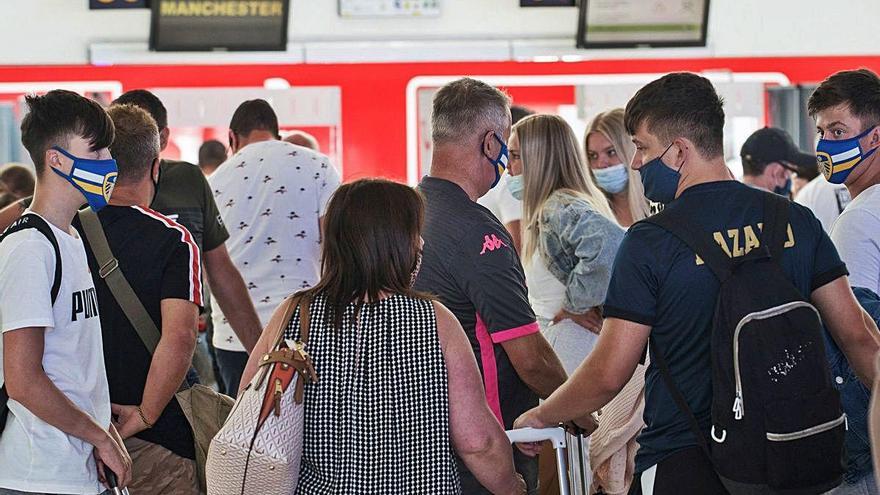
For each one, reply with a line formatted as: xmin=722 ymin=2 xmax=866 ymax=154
xmin=285 ymin=293 xmax=461 ymax=494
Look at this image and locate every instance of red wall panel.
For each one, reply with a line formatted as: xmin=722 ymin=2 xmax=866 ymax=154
xmin=1 ymin=56 xmax=878 ymax=181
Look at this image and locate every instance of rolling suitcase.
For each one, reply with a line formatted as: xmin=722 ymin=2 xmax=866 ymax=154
xmin=506 ymin=427 xmax=590 ymax=495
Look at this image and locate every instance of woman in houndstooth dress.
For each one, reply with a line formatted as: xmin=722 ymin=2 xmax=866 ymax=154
xmin=240 ymin=179 xmax=525 ymax=494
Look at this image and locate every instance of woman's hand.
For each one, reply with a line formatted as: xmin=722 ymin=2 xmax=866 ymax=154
xmin=552 ymin=307 xmax=603 ymax=335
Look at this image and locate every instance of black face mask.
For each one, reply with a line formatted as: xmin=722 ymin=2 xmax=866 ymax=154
xmin=149 ymin=163 xmax=162 ymax=208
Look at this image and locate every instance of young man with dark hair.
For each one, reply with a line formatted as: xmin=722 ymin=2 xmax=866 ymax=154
xmin=740 ymin=127 xmax=816 ymax=197
xmin=0 ymin=90 xmax=131 ymax=494
xmin=514 ymin=72 xmax=880 ymax=494
xmin=73 ymin=104 xmax=201 ymax=494
xmin=111 ymin=89 xmax=261 ymax=397
xmin=809 ymin=68 xmax=880 ymax=494
xmin=227 ymin=99 xmax=279 ymax=149
xmin=210 ymin=98 xmax=340 ymax=396
xmin=112 ymin=89 xmax=169 ymax=143
xmin=810 ymin=68 xmax=880 ymax=306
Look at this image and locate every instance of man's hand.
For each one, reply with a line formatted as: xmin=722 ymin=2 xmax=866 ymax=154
xmin=512 ymin=407 xmax=550 ymax=457
xmin=553 ymin=307 xmax=603 ymax=335
xmin=94 ymin=425 xmax=132 ymax=489
xmin=111 ymin=403 xmax=152 ymax=440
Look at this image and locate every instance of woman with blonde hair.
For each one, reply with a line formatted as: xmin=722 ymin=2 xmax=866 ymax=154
xmin=585 ymin=109 xmax=650 ymax=227
xmin=507 ymin=114 xmax=645 ymax=495
xmin=507 ymin=114 xmax=622 ymax=338
xmin=584 ymin=110 xmax=651 ymax=494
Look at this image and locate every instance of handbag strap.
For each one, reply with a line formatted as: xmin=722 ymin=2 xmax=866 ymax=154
xmin=255 ymin=293 xmax=312 ymax=390
xmin=269 ymin=294 xmax=311 ymax=351
xmin=77 ymin=208 xmax=187 ymax=393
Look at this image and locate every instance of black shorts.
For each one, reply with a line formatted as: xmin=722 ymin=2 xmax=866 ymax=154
xmin=629 ymin=447 xmax=728 ymax=495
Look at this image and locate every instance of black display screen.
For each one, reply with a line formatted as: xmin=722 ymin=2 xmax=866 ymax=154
xmin=150 ymin=0 xmax=290 ymax=51
xmin=577 ymin=0 xmax=709 ymax=49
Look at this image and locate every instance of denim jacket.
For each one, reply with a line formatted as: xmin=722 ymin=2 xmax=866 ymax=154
xmin=537 ymin=190 xmax=625 ymax=314
xmin=823 ymin=286 xmax=880 ymax=483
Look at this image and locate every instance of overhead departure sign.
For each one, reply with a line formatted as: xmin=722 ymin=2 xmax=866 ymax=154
xmin=150 ymin=0 xmax=290 ymax=51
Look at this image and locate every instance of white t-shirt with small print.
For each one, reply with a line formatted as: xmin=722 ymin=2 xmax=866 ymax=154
xmin=209 ymin=140 xmax=341 ymax=352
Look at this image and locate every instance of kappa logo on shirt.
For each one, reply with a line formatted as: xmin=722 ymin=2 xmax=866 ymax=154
xmin=479 ymin=234 xmax=508 ymax=255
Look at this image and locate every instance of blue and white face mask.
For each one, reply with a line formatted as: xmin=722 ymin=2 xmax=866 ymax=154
xmin=483 ymin=132 xmax=509 ymax=189
xmin=51 ymin=146 xmax=118 ymax=212
xmin=816 ymin=126 xmax=878 ymax=184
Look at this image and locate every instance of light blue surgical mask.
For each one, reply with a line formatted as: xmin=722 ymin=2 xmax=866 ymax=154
xmin=51 ymin=146 xmax=118 ymax=212
xmin=816 ymin=126 xmax=878 ymax=184
xmin=507 ymin=174 xmax=524 ymax=200
xmin=592 ymin=163 xmax=629 ymax=194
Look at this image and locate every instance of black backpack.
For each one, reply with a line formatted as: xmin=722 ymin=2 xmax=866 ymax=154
xmin=0 ymin=213 xmax=62 ymax=437
xmin=644 ymin=192 xmax=846 ymax=494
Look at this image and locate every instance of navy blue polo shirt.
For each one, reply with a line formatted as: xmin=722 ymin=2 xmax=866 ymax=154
xmin=603 ymin=181 xmax=848 ymax=473
xmin=414 ymin=176 xmax=539 ymax=429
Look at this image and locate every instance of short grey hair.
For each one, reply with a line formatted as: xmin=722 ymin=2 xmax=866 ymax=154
xmin=432 ymin=78 xmax=511 ymax=144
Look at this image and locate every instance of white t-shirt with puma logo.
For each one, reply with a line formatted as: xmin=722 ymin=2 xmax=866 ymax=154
xmin=0 ymin=212 xmax=110 ymax=494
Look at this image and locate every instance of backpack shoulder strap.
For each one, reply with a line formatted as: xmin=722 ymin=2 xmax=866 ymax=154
xmin=763 ymin=192 xmax=792 ymax=262
xmin=642 ymin=207 xmax=732 ymax=281
xmin=1 ymin=213 xmax=62 ymax=304
xmin=649 ymin=339 xmax=713 ymax=460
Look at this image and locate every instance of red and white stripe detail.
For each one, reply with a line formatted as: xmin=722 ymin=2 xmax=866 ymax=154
xmin=132 ymin=205 xmax=203 ymax=306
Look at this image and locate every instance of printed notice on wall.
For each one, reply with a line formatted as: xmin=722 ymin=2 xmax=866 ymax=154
xmin=338 ymin=0 xmax=440 ymax=18
xmin=581 ymin=0 xmax=708 ymax=46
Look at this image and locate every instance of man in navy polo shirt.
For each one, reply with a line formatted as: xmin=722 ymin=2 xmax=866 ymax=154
xmin=414 ymin=78 xmax=568 ymax=495
xmin=514 ymin=72 xmax=880 ymax=494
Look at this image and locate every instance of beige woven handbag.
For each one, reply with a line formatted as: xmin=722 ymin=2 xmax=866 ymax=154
xmin=206 ymin=295 xmax=317 ymax=495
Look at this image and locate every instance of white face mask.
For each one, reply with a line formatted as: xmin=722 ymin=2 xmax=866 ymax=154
xmin=507 ymin=174 xmax=524 ymax=200
xmin=592 ymin=163 xmax=629 ymax=194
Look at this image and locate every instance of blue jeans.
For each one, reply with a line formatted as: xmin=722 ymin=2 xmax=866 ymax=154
xmin=215 ymin=348 xmax=249 ymax=398
xmin=826 ymin=471 xmax=879 ymax=495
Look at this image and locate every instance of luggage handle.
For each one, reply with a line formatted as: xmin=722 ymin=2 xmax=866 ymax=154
xmin=506 ymin=427 xmax=571 ymax=495
xmin=506 ymin=427 xmax=567 ymax=449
